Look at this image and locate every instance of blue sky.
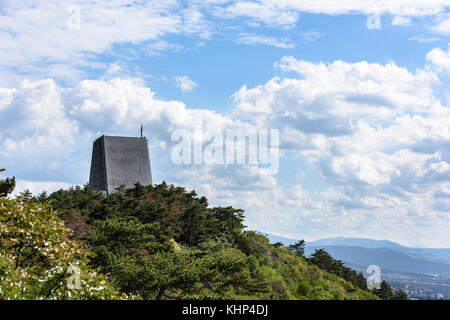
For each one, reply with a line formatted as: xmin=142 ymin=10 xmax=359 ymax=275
xmin=1 ymin=0 xmax=450 ymax=247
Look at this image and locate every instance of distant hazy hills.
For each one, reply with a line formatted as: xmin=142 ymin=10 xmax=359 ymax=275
xmin=265 ymin=235 xmax=450 ymax=276
xmin=308 ymin=237 xmax=404 ymax=249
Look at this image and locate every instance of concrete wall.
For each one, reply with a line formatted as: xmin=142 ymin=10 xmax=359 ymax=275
xmin=89 ymin=136 xmax=107 ymax=191
xmin=89 ymin=135 xmax=152 ymax=193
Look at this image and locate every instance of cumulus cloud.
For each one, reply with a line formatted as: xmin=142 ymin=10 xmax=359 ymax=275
xmin=0 ymin=79 xmax=80 ymax=181
xmin=230 ymin=56 xmax=450 ymax=246
xmin=427 ymin=43 xmax=450 ymax=72
xmin=233 ymin=56 xmax=438 ymax=127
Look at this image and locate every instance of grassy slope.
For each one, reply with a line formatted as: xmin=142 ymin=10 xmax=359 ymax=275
xmin=230 ymin=234 xmax=377 ymax=300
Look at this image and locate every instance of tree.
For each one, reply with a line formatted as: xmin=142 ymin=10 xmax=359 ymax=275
xmin=109 ymin=249 xmax=206 ymax=300
xmin=306 ymin=248 xmax=388 ymax=296
xmin=0 ymin=169 xmax=15 ymax=198
xmin=354 ymin=272 xmax=368 ymax=290
xmin=273 ymin=242 xmax=284 ymax=248
xmin=209 ymin=206 xmax=246 ymax=233
xmin=392 ymin=289 xmax=408 ymax=300
xmin=89 ymin=217 xmax=253 ymax=299
xmin=288 ymin=240 xmax=305 ymax=258
xmin=180 ymin=192 xmax=209 ymax=246
xmin=307 ymin=249 xmax=335 ymax=271
xmin=374 ymin=280 xmax=394 ymax=300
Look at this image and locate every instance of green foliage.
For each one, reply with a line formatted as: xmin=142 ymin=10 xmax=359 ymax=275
xmin=296 ymin=280 xmax=313 ymax=296
xmin=83 ymin=188 xmax=254 ymax=299
xmin=209 ymin=206 xmax=245 ymax=233
xmin=307 ymin=248 xmax=405 ymax=299
xmin=307 ymin=249 xmax=368 ymax=291
xmin=392 ymin=288 xmax=409 ymax=300
xmin=374 ymin=281 xmax=393 ymax=299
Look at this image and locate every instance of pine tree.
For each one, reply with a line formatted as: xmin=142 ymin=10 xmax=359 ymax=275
xmin=0 ymin=168 xmax=15 ymax=198
xmin=288 ymin=240 xmax=306 ymax=258
xmin=392 ymin=289 xmax=408 ymax=300
xmin=374 ymin=280 xmax=394 ymax=300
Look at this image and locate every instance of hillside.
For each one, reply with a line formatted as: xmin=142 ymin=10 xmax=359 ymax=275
xmin=265 ymin=234 xmax=450 ymax=299
xmin=308 ymin=237 xmax=404 ymax=249
xmin=0 ymin=177 xmax=388 ymax=300
xmin=266 ymin=234 xmax=450 ymax=276
xmin=42 ymin=183 xmax=379 ymax=300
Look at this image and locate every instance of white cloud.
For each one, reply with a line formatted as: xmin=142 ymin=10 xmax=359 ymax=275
xmin=143 ymin=41 xmax=184 ymax=56
xmin=409 ymin=36 xmax=440 ymax=42
xmin=0 ymin=1 xmax=207 ymax=86
xmin=392 ymin=16 xmax=412 ymax=25
xmin=214 ymin=2 xmax=299 ymax=28
xmin=0 ymin=79 xmax=78 ymax=158
xmin=235 ymin=33 xmax=294 ymax=48
xmin=1 ymin=0 xmax=449 ymax=87
xmin=431 ymin=14 xmax=450 ymax=34
xmin=181 ymin=7 xmax=214 ymax=39
xmin=427 ymin=43 xmax=450 ymax=72
xmin=104 ymin=63 xmax=122 ymax=76
xmin=175 ymin=75 xmax=198 ymax=92
xmin=232 ymin=56 xmax=438 ymax=126
xmin=214 ymin=0 xmax=450 ymax=28
xmin=430 ymin=160 xmax=450 ymax=174
xmin=299 ymin=30 xmax=323 ymax=42
xmin=271 ymin=0 xmax=450 ymax=16
xmin=230 ymin=56 xmax=450 ymax=246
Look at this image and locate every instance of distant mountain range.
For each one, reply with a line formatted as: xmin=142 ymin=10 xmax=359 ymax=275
xmin=265 ymin=234 xmax=450 ymax=276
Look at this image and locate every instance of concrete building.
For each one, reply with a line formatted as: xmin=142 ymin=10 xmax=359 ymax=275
xmin=89 ymin=135 xmax=152 ymax=193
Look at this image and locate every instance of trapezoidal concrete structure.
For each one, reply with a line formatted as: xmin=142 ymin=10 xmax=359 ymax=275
xmin=89 ymin=135 xmax=152 ymax=194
